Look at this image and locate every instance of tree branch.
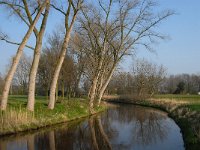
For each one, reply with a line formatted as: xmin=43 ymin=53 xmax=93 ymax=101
xmin=0 ymin=38 xmax=34 ymax=50
xmin=50 ymin=4 xmax=66 ymax=16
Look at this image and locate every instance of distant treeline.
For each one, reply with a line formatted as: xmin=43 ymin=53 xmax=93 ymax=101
xmin=106 ymin=72 xmax=200 ymax=97
xmin=160 ymin=74 xmax=200 ymax=94
xmin=1 ymin=57 xmax=199 ymax=99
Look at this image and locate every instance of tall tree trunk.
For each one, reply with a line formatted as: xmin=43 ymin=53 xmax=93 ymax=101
xmin=0 ymin=7 xmax=45 ymax=110
xmin=27 ymin=39 xmax=42 ymax=110
xmin=97 ymin=65 xmax=116 ymax=106
xmin=27 ymin=3 xmax=50 ymax=111
xmin=48 ymin=34 xmax=70 ymax=109
xmin=48 ymin=13 xmax=77 ymax=109
xmin=89 ymin=56 xmax=104 ymax=114
xmin=95 ymin=68 xmax=106 ymax=99
xmin=89 ymin=76 xmax=99 ymax=114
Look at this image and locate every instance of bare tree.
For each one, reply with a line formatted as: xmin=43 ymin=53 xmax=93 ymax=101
xmin=37 ymin=32 xmax=63 ymax=98
xmin=76 ymin=0 xmax=173 ymax=113
xmin=0 ymin=0 xmax=47 ymax=110
xmin=133 ymin=59 xmax=166 ymax=98
xmin=70 ymin=34 xmax=88 ymax=97
xmin=96 ymin=0 xmax=173 ymax=106
xmin=14 ymin=53 xmax=31 ymax=95
xmin=48 ymin=0 xmax=84 ymax=109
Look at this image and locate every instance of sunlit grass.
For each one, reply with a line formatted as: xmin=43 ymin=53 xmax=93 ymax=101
xmin=0 ymin=95 xmax=106 ymax=135
xmin=152 ymin=94 xmax=200 ymax=111
xmin=154 ymin=94 xmax=200 ymax=101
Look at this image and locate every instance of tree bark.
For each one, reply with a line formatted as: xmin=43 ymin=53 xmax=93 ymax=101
xmin=89 ymin=76 xmax=99 ymax=114
xmin=27 ymin=2 xmax=50 ymax=111
xmin=97 ymin=65 xmax=116 ymax=107
xmin=0 ymin=6 xmax=45 ymax=110
xmin=88 ymin=54 xmax=104 ymax=113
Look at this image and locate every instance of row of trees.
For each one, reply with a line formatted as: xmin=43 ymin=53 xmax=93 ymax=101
xmin=0 ymin=0 xmax=83 ymax=111
xmin=5 ymin=32 xmax=86 ymax=98
xmin=160 ymin=74 xmax=200 ymax=94
xmin=0 ymin=0 xmax=173 ymax=113
xmin=107 ymin=59 xmax=166 ymax=99
xmin=107 ymin=63 xmax=200 ymax=97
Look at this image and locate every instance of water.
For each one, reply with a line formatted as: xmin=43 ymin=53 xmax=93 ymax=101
xmin=0 ymin=104 xmax=185 ymax=150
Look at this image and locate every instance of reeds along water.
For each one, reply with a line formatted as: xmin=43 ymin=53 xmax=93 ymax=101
xmin=0 ymin=106 xmax=35 ymax=133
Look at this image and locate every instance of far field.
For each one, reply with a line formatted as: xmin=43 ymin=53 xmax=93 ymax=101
xmin=152 ymin=94 xmax=200 ymax=111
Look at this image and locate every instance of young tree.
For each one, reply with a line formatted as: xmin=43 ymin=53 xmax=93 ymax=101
xmin=48 ymin=0 xmax=84 ymax=109
xmin=0 ymin=0 xmax=47 ymax=110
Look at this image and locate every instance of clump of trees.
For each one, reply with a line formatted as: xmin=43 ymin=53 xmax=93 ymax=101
xmin=107 ymin=59 xmax=166 ymax=99
xmin=159 ymin=74 xmax=200 ymax=94
xmin=37 ymin=32 xmax=79 ymax=100
xmin=72 ymin=0 xmax=173 ymax=112
xmin=0 ymin=0 xmax=173 ymax=113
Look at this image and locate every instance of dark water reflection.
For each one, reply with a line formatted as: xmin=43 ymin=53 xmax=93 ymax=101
xmin=0 ymin=104 xmax=184 ymax=150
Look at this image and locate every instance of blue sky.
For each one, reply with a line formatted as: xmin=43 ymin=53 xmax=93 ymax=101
xmin=127 ymin=0 xmax=200 ymax=75
xmin=0 ymin=0 xmax=200 ymax=75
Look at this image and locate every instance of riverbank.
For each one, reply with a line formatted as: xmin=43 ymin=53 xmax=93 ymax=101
xmin=0 ymin=95 xmax=106 ymax=136
xmin=103 ymin=95 xmax=200 ymax=150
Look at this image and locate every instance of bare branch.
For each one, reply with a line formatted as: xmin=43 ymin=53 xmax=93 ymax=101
xmin=50 ymin=3 xmax=66 ymax=16
xmin=0 ymin=37 xmax=34 ymax=50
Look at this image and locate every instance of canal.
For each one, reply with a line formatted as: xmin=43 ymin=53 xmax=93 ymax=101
xmin=0 ymin=104 xmax=185 ymax=150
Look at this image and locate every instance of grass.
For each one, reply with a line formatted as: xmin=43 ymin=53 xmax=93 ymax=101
xmin=152 ymin=94 xmax=200 ymax=111
xmin=186 ymin=104 xmax=200 ymax=111
xmin=0 ymin=95 xmax=106 ymax=136
xmin=151 ymin=94 xmax=200 ymax=149
xmin=154 ymin=94 xmax=200 ymax=101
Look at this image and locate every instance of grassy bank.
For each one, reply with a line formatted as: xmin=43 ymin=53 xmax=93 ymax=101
xmin=152 ymin=94 xmax=200 ymax=111
xmin=0 ymin=95 xmax=106 ymax=136
xmin=103 ymin=94 xmax=200 ymax=150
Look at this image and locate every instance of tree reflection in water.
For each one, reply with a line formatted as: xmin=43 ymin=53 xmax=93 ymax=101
xmin=89 ymin=116 xmax=112 ymax=150
xmin=102 ymin=105 xmax=169 ymax=149
xmin=0 ymin=105 xmax=184 ymax=150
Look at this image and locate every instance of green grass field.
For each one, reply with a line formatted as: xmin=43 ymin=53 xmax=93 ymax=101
xmin=0 ymin=95 xmax=105 ymax=135
xmin=153 ymin=94 xmax=200 ymax=111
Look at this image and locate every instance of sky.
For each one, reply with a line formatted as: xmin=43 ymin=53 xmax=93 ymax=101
xmin=0 ymin=0 xmax=200 ymax=76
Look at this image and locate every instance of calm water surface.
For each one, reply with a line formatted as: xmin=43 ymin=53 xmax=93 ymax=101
xmin=0 ymin=104 xmax=185 ymax=150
